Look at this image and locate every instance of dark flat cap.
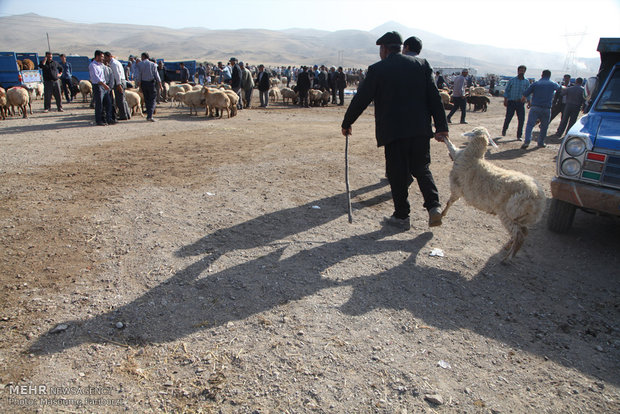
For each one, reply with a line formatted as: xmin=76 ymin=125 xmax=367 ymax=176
xmin=230 ymin=57 xmax=237 ymax=62
xmin=376 ymin=31 xmax=402 ymax=45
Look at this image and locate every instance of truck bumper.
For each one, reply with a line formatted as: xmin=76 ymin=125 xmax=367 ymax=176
xmin=551 ymin=177 xmax=620 ymax=217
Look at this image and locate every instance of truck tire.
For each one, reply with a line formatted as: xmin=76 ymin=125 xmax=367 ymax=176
xmin=547 ymin=199 xmax=576 ymax=233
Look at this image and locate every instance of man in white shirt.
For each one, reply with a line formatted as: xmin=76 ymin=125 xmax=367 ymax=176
xmin=89 ymin=50 xmax=111 ymax=126
xmin=446 ymin=69 xmax=468 ymax=124
xmin=104 ymin=51 xmax=131 ymax=120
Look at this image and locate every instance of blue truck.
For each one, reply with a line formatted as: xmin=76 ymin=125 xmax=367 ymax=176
xmin=547 ymin=38 xmax=620 ymax=232
xmin=50 ymin=55 xmax=91 ymax=81
xmin=160 ymin=60 xmax=196 ymax=83
xmin=0 ymin=51 xmax=42 ymax=88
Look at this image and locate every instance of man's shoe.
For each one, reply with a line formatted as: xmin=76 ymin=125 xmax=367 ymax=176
xmin=382 ymin=215 xmax=411 ymax=231
xmin=501 ymin=129 xmax=506 ymax=137
xmin=43 ymin=109 xmax=49 ymax=113
xmin=147 ymin=118 xmax=156 ymax=122
xmin=447 ymin=118 xmax=452 ymax=124
xmin=521 ymin=143 xmax=529 ymax=149
xmin=460 ymin=121 xmax=468 ymax=124
xmin=58 ymin=108 xmax=64 ymax=112
xmin=428 ymin=207 xmax=443 ymax=227
xmin=95 ymin=122 xmax=107 ymax=126
xmin=537 ymin=143 xmax=547 ymax=148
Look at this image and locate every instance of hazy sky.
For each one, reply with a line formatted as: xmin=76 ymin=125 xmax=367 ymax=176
xmin=1 ymin=0 xmax=618 ymax=58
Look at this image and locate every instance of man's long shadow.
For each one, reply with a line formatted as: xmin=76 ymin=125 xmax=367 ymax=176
xmin=29 ymin=181 xmax=396 ymax=352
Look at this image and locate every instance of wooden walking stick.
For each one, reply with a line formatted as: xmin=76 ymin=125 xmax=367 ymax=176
xmin=345 ymin=134 xmax=353 ymax=223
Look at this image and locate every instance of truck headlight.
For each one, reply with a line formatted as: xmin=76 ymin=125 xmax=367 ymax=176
xmin=561 ymin=158 xmax=581 ymax=176
xmin=565 ymin=137 xmax=586 ymax=157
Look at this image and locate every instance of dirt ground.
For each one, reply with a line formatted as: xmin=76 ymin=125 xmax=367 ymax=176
xmin=1 ymin=90 xmax=619 ymax=413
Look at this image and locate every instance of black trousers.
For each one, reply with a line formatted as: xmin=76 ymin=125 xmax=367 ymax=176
xmin=447 ymin=96 xmax=466 ymax=122
xmin=43 ymin=80 xmax=62 ymax=110
xmin=61 ymin=78 xmax=72 ymax=102
xmin=141 ymin=80 xmax=156 ymax=118
xmin=384 ymin=137 xmax=440 ymax=219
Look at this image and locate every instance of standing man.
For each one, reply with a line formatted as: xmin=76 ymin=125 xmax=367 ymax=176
xmin=229 ymin=57 xmax=243 ymax=110
xmin=554 ymin=77 xmax=586 ymax=137
xmin=135 ymin=52 xmax=162 ymax=122
xmin=39 ymin=51 xmax=63 ymax=113
xmin=59 ymin=54 xmax=73 ymax=104
xmin=256 ymin=64 xmax=270 ymax=108
xmin=501 ymin=65 xmax=530 ymax=140
xmin=550 ymin=74 xmax=573 ymax=122
xmin=341 ymin=31 xmax=448 ymax=230
xmin=334 ymin=67 xmax=347 ymax=106
xmin=157 ymin=60 xmax=167 ymax=103
xmin=328 ymin=66 xmax=337 ymax=104
xmin=240 ymin=61 xmax=254 ymax=108
xmin=446 ymin=69 xmax=468 ymax=124
xmin=88 ymin=50 xmax=110 ymax=126
xmin=521 ymin=69 xmax=561 ymax=149
xmin=104 ymin=51 xmax=130 ymax=121
xmin=197 ymin=63 xmax=206 ymax=85
xmin=179 ymin=62 xmax=190 ymax=84
xmin=296 ymin=66 xmax=311 ymax=108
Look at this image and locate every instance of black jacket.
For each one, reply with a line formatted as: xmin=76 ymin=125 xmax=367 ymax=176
xmin=39 ymin=59 xmax=62 ymax=81
xmin=297 ymin=71 xmax=310 ymax=91
xmin=230 ymin=64 xmax=241 ymax=89
xmin=342 ymin=52 xmax=448 ymax=146
xmin=257 ymin=71 xmax=270 ymax=91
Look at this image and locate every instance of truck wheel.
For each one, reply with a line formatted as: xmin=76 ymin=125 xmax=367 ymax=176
xmin=547 ymin=199 xmax=576 ymax=233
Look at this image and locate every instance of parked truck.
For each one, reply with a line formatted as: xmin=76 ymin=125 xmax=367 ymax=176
xmin=0 ymin=51 xmax=42 ymax=89
xmin=547 ymin=38 xmax=620 ymax=232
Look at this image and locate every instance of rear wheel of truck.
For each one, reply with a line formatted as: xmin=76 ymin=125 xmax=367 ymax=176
xmin=547 ymin=198 xmax=576 ymax=233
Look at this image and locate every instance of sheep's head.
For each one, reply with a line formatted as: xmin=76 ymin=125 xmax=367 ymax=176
xmin=462 ymin=127 xmax=498 ymax=158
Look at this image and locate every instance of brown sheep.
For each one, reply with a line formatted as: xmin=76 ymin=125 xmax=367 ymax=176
xmin=203 ymin=88 xmax=230 ymax=118
xmin=6 ymin=86 xmax=31 ymax=118
xmin=22 ymin=59 xmax=35 ymax=70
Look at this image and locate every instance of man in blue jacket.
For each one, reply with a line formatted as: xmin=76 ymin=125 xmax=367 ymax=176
xmin=521 ymin=69 xmax=561 ymax=149
xmin=341 ymin=31 xmax=449 ymax=230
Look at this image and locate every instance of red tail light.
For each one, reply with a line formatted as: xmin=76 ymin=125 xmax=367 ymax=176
xmin=586 ymin=152 xmax=606 ymax=162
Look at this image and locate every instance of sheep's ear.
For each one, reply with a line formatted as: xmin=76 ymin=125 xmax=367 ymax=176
xmin=488 ymin=137 xmax=499 ymax=149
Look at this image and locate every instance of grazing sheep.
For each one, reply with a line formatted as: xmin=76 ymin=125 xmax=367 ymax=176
xmin=220 ymin=89 xmax=239 ymax=117
xmin=466 ymin=95 xmax=490 ymax=112
xmin=202 ymin=88 xmax=230 ymax=118
xmin=308 ymin=89 xmax=323 ymax=106
xmin=6 ymin=86 xmax=31 ymax=118
xmin=125 ymin=90 xmax=143 ymax=117
xmin=22 ymin=58 xmax=35 ymax=70
xmin=0 ymin=87 xmax=7 ymax=120
xmin=78 ymin=80 xmax=93 ymax=102
xmin=180 ymin=89 xmax=206 ymax=116
xmin=269 ymin=87 xmax=281 ymax=103
xmin=280 ymin=87 xmax=298 ymax=105
xmin=469 ymin=86 xmax=487 ymax=96
xmin=441 ymin=127 xmax=545 ymax=261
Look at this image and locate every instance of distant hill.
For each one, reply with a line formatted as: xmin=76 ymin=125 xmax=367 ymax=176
xmin=0 ymin=13 xmax=599 ymax=77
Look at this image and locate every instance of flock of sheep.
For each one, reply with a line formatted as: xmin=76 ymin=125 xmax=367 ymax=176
xmin=439 ymin=86 xmax=492 ymax=112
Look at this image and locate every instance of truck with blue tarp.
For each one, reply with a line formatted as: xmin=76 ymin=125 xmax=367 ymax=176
xmin=0 ymin=51 xmax=42 ymax=89
xmin=547 ymin=38 xmax=620 ymax=232
xmin=160 ymin=60 xmax=196 ymax=83
xmin=51 ymin=55 xmax=91 ymax=81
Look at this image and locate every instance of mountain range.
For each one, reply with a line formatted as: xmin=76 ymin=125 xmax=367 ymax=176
xmin=0 ymin=14 xmax=600 ymax=77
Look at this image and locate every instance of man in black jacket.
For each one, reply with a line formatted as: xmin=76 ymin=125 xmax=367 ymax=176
xmin=296 ymin=66 xmax=311 ymax=108
xmin=39 ymin=51 xmax=64 ymax=112
xmin=341 ymin=31 xmax=449 ymax=230
xmin=256 ymin=64 xmax=270 ymax=107
xmin=229 ymin=58 xmax=243 ymax=110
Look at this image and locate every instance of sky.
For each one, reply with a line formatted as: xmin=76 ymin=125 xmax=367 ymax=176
xmin=1 ymin=0 xmax=618 ymax=58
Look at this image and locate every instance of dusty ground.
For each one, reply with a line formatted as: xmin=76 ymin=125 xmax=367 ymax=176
xmin=0 ymin=91 xmax=619 ymax=413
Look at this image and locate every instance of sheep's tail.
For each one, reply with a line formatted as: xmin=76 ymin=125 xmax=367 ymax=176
xmin=443 ymin=136 xmax=459 ymax=161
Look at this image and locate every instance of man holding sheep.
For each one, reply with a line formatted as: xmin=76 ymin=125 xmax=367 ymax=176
xmin=341 ymin=31 xmax=449 ymax=230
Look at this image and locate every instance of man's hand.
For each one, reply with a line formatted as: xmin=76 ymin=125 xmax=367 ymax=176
xmin=434 ymin=131 xmax=448 ymax=142
xmin=342 ymin=127 xmax=352 ymax=136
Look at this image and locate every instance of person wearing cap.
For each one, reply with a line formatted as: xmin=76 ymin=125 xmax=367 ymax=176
xmin=230 ymin=58 xmax=243 ymax=110
xmin=341 ymin=31 xmax=449 ymax=230
xmin=403 ymin=36 xmax=422 ymax=57
xmin=446 ymin=68 xmax=469 ymax=124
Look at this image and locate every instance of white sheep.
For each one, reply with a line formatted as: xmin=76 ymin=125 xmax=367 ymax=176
xmin=34 ymin=83 xmax=44 ymax=100
xmin=203 ymin=88 xmax=230 ymax=118
xmin=280 ymin=87 xmax=298 ymax=105
xmin=308 ymin=89 xmax=323 ymax=106
xmin=269 ymin=87 xmax=281 ymax=103
xmin=6 ymin=86 xmax=31 ymax=118
xmin=470 ymin=86 xmax=487 ymax=96
xmin=180 ymin=89 xmax=206 ymax=116
xmin=125 ymin=90 xmax=143 ymax=117
xmin=441 ymin=127 xmax=545 ymax=261
xmin=78 ymin=80 xmax=92 ymax=103
xmin=168 ymin=85 xmax=186 ymax=107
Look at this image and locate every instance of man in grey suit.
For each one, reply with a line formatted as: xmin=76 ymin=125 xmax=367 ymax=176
xmin=341 ymin=31 xmax=449 ymax=230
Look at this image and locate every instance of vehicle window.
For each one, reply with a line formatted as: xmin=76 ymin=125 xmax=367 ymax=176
xmin=594 ymin=69 xmax=620 ymax=111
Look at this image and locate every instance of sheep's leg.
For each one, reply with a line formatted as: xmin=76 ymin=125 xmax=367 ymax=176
xmin=441 ymin=193 xmax=460 ymax=218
